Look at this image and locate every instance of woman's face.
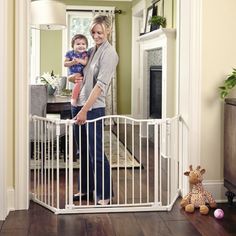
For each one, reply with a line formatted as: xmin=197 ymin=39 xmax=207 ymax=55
xmin=91 ymin=24 xmax=109 ymax=47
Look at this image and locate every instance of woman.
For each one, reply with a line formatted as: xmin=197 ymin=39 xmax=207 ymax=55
xmin=72 ymin=15 xmax=118 ymax=205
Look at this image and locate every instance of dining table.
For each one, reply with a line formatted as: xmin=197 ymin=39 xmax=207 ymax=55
xmin=47 ymin=95 xmax=72 ymax=119
xmin=47 ymin=95 xmax=77 ymax=160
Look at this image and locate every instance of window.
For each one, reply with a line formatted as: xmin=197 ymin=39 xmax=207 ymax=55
xmin=67 ymin=11 xmax=94 ymax=49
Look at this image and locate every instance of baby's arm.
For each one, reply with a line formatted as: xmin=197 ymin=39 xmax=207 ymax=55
xmin=74 ymin=56 xmax=88 ymax=66
xmin=64 ymin=57 xmax=77 ymax=67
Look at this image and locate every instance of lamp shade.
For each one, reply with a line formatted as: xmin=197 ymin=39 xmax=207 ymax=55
xmin=31 ymin=0 xmax=66 ymax=30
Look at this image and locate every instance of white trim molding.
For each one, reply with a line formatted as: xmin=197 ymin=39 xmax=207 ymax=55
xmin=131 ymin=0 xmax=146 ymax=118
xmin=188 ymin=0 xmax=202 ymax=169
xmin=177 ymin=0 xmax=202 ymax=195
xmin=203 ymin=180 xmax=228 ymax=203
xmin=0 ymin=0 xmax=8 ymax=220
xmin=7 ymin=188 xmax=15 ymax=212
xmin=15 ymin=0 xmax=30 ymax=210
xmin=30 ymin=29 xmax=40 ymax=83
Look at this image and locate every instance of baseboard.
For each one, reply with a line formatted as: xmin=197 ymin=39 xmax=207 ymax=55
xmin=203 ymin=180 xmax=230 ymax=203
xmin=7 ymin=187 xmax=15 ymax=213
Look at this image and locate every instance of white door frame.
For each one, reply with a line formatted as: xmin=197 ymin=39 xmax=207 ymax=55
xmin=14 ymin=0 xmax=30 ymax=210
xmin=0 ymin=0 xmax=8 ymax=220
xmin=177 ymin=0 xmax=202 ymax=195
xmin=0 ymin=0 xmax=30 ymax=219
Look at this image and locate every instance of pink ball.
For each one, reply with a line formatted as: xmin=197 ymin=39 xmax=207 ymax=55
xmin=214 ymin=208 xmax=224 ymax=219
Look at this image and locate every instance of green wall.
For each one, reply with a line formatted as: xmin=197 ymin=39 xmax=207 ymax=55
xmin=40 ymin=1 xmax=132 ymax=114
xmin=40 ymin=30 xmax=62 ymax=75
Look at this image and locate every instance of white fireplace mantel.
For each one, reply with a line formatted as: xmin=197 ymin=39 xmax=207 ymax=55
xmin=138 ymin=28 xmax=176 ymax=42
xmin=135 ymin=28 xmax=176 ymax=119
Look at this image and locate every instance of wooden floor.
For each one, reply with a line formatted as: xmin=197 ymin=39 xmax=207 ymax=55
xmin=0 ymin=200 xmax=236 ymax=235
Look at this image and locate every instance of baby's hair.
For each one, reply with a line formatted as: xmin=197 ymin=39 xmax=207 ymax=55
xmin=71 ymin=34 xmax=88 ymax=48
xmin=90 ymin=15 xmax=112 ymax=34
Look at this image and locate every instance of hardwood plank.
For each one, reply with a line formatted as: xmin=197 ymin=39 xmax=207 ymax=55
xmin=109 ymin=213 xmax=144 ymax=236
xmin=165 ymin=220 xmax=201 ymax=236
xmin=0 ymin=221 xmax=3 ymax=230
xmin=83 ymin=213 xmax=115 ymax=236
xmin=134 ymin=212 xmax=172 ymax=236
xmin=0 ymin=229 xmax=29 ymax=236
xmin=28 ymin=208 xmax=58 ymax=235
xmin=159 ymin=198 xmax=187 ymax=221
xmin=1 ymin=210 xmax=31 ymax=231
xmin=57 ymin=214 xmax=87 ymax=236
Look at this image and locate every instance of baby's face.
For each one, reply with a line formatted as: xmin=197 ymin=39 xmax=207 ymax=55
xmin=73 ymin=38 xmax=87 ymax=53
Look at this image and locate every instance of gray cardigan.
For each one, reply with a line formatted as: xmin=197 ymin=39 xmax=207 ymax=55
xmin=78 ymin=40 xmax=119 ymax=109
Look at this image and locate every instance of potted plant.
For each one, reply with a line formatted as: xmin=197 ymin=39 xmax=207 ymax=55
xmin=40 ymin=71 xmax=60 ymax=95
xmin=219 ymin=68 xmax=236 ymax=99
xmin=148 ymin=15 xmax=167 ymax=31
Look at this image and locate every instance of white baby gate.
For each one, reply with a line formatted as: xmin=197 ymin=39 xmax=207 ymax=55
xmin=30 ymin=115 xmax=182 ymax=214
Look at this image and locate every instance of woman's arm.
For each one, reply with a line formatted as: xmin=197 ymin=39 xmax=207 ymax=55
xmin=74 ymin=84 xmax=102 ymax=124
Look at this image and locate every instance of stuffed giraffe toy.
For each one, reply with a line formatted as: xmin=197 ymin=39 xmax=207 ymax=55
xmin=180 ymin=165 xmax=217 ymax=215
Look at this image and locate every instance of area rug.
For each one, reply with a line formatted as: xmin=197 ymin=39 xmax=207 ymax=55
xmin=30 ymin=131 xmax=140 ymax=169
xmin=104 ymin=131 xmax=140 ymax=168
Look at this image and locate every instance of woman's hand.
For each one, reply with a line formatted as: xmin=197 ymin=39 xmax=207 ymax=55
xmin=73 ymin=85 xmax=102 ymax=125
xmin=74 ymin=108 xmax=87 ymax=125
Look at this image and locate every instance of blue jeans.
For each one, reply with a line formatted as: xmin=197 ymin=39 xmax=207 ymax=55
xmin=71 ymin=106 xmax=112 ymax=201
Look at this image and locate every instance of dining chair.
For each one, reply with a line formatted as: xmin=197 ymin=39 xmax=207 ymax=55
xmin=30 ymin=84 xmax=47 ymax=159
xmin=30 ymin=84 xmax=66 ymax=160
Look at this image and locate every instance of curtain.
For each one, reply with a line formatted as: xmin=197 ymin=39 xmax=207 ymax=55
xmin=92 ymin=10 xmax=117 ymax=116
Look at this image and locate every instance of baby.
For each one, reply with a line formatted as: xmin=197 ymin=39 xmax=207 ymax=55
xmin=64 ymin=34 xmax=89 ymax=106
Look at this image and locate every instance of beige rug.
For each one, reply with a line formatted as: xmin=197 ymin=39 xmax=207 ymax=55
xmin=104 ymin=131 xmax=140 ymax=168
xmin=30 ymin=131 xmax=140 ymax=169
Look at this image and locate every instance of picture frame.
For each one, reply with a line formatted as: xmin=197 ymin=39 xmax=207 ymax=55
xmin=144 ymin=6 xmax=153 ymax=33
xmin=153 ymin=0 xmax=164 ymax=17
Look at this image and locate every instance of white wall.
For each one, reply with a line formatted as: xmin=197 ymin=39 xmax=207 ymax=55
xmin=201 ymin=0 xmax=236 ymax=181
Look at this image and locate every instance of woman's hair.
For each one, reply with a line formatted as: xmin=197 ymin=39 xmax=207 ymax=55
xmin=90 ymin=15 xmax=112 ymax=34
xmin=71 ymin=34 xmax=88 ymax=48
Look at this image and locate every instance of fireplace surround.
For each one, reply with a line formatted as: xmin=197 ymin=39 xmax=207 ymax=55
xmin=136 ymin=28 xmax=176 ymax=119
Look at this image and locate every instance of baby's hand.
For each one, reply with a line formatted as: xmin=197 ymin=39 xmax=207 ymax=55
xmin=71 ymin=58 xmax=77 ymax=65
xmin=74 ymin=58 xmax=81 ymax=64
